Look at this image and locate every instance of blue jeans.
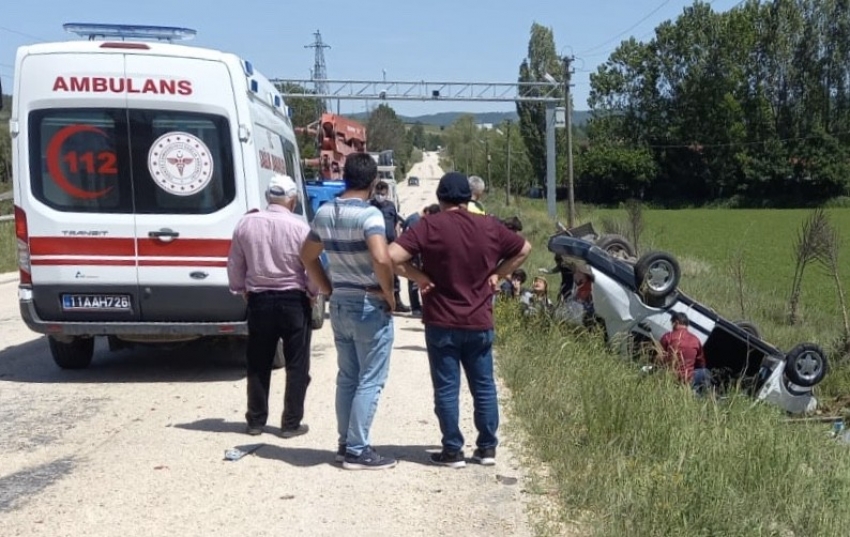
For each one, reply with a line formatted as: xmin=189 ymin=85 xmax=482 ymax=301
xmin=692 ymin=367 xmax=711 ymax=395
xmin=330 ymin=293 xmax=394 ymax=455
xmin=424 ymin=325 xmax=498 ymax=453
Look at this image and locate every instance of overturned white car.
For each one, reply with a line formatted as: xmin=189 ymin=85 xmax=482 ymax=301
xmin=548 ymin=233 xmax=829 ymax=414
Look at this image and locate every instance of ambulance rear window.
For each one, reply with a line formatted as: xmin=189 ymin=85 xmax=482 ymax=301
xmin=29 ymin=108 xmax=235 ymax=214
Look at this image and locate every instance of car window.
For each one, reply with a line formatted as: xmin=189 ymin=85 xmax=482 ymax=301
xmin=29 ymin=108 xmax=235 ymax=215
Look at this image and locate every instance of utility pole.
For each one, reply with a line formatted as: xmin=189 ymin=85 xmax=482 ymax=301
xmin=304 ymin=30 xmax=331 ymax=116
xmin=564 ymin=55 xmax=576 ymax=228
xmin=486 ymin=137 xmax=491 ymax=189
xmin=506 ymin=121 xmax=512 ymax=206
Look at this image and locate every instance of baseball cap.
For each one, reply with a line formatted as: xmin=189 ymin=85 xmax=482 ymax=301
xmin=436 ymin=172 xmax=472 ymax=203
xmin=267 ymin=174 xmax=298 ymax=198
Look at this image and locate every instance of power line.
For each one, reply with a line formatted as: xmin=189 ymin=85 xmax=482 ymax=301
xmin=578 ymin=0 xmax=671 ymax=56
xmin=0 ymin=24 xmax=46 ymax=42
xmin=647 ymin=130 xmax=850 ymax=150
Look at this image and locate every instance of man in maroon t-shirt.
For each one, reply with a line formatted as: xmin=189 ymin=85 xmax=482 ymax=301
xmin=389 ymin=172 xmax=531 ymax=468
xmin=659 ymin=312 xmax=710 ymax=391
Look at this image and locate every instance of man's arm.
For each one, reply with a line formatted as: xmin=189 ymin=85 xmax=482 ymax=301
xmin=300 ymin=235 xmax=332 ymax=296
xmin=492 ymin=240 xmax=532 ymax=281
xmin=366 ymin=234 xmax=396 ymax=311
xmin=226 ymin=229 xmax=247 ymax=294
xmin=389 ymin=243 xmax=434 ymax=295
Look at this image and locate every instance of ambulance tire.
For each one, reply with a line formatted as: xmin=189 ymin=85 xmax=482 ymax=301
xmin=49 ymin=336 xmax=94 ymax=369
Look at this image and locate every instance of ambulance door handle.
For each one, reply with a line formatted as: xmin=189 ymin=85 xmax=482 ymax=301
xmin=149 ymin=229 xmax=180 ymax=243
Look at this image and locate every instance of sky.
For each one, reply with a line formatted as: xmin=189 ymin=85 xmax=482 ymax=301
xmin=0 ymin=0 xmax=744 ymax=118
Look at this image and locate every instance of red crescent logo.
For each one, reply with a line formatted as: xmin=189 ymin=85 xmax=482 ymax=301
xmin=46 ymin=125 xmax=115 ymax=200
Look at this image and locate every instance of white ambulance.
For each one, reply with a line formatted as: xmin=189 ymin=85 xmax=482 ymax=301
xmin=11 ymin=23 xmax=318 ymax=369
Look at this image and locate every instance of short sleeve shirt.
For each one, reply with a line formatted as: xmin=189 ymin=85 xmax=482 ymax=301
xmin=394 ymin=210 xmax=526 ymax=330
xmin=310 ymin=198 xmax=386 ymax=295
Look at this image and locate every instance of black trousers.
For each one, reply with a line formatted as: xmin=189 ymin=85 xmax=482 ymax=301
xmin=245 ymin=290 xmax=312 ymax=430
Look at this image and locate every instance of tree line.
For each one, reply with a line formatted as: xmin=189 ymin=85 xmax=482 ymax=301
xmin=436 ymin=1 xmax=850 ymax=208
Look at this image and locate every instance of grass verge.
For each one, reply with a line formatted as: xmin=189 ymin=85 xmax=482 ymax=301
xmin=1 ymin=221 xmax=15 ymax=273
xmin=486 ymin=198 xmax=850 ymax=535
xmin=496 ymin=304 xmax=850 ymax=536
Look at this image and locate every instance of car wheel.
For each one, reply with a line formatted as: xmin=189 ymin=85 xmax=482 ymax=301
xmin=784 ymin=343 xmax=828 ymax=387
xmin=734 ymin=320 xmax=761 ymax=339
xmin=596 ymin=234 xmax=636 ymax=260
xmin=635 ymin=251 xmax=680 ymax=300
xmin=49 ymin=336 xmax=95 ymax=369
xmin=311 ymin=294 xmax=326 ymax=330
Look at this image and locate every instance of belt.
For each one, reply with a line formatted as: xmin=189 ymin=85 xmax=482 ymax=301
xmin=248 ymin=289 xmax=307 ymax=296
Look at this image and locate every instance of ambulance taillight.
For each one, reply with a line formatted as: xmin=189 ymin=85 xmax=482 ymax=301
xmin=14 ymin=205 xmax=31 ymax=285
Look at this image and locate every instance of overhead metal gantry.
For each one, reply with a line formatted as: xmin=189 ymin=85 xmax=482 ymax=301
xmin=271 ymin=78 xmax=562 ymax=103
xmin=271 ymin=78 xmax=566 ymax=217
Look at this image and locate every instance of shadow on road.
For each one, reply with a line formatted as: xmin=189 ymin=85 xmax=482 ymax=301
xmin=0 ymin=337 xmax=246 ymax=384
xmin=172 ymin=418 xmax=248 ymax=435
xmin=247 ymin=444 xmax=335 ymax=467
xmin=380 ymin=444 xmax=444 ymax=467
xmin=400 ymin=326 xmax=425 ymax=333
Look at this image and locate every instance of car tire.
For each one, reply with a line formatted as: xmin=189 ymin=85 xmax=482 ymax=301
xmin=311 ymin=294 xmax=326 ymax=330
xmin=635 ymin=251 xmax=681 ymax=300
xmin=734 ymin=320 xmax=761 ymax=339
xmin=784 ymin=343 xmax=828 ymax=387
xmin=49 ymin=336 xmax=95 ymax=369
xmin=596 ymin=234 xmax=636 ymax=259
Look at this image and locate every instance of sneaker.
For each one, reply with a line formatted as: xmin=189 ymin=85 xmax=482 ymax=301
xmin=430 ymin=450 xmax=466 ymax=468
xmin=471 ymin=447 xmax=496 ymax=466
xmin=342 ymin=447 xmax=398 ymax=470
xmin=411 ymin=309 xmax=422 ymax=317
xmin=245 ymin=425 xmax=263 ymax=436
xmin=280 ymin=424 xmax=309 ymax=439
xmin=334 ymin=445 xmax=347 ymax=463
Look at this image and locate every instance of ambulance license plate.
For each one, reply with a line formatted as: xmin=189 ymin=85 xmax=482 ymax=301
xmin=62 ymin=294 xmax=132 ymax=311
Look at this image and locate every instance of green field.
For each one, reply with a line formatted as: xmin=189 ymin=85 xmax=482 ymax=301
xmin=484 ymin=199 xmax=850 ymax=535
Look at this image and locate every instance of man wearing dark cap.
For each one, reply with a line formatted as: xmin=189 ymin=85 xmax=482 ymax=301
xmin=389 ymin=172 xmax=531 ymax=468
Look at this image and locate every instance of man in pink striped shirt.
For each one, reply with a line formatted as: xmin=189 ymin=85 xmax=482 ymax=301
xmin=227 ymin=174 xmax=324 ymax=438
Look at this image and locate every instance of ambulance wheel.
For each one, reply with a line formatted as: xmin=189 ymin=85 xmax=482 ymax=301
xmin=311 ymin=294 xmax=326 ymax=330
xmin=49 ymin=336 xmax=94 ymax=369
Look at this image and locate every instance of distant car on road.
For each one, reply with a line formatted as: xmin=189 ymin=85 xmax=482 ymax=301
xmin=547 ymin=231 xmax=828 ymax=415
xmin=407 ymin=176 xmax=420 ymax=186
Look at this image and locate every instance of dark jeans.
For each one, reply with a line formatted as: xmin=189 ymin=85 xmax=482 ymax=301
xmin=424 ymin=325 xmax=498 ymax=452
xmin=245 ymin=290 xmax=312 ymax=430
xmin=408 ymin=279 xmax=421 ymax=311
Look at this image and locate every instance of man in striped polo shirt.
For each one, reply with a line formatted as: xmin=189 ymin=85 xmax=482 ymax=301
xmin=300 ymin=152 xmax=398 ymax=471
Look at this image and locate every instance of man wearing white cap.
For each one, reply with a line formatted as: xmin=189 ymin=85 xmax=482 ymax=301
xmin=227 ymin=174 xmax=321 ymax=438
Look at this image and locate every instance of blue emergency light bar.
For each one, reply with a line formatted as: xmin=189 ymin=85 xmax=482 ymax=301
xmin=63 ymin=23 xmax=197 ymax=41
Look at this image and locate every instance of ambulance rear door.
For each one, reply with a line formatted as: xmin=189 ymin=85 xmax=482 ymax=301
xmin=124 ymin=54 xmax=246 ymax=322
xmin=18 ymin=52 xmax=141 ymax=323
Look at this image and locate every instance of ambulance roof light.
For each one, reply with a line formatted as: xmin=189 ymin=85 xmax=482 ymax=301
xmin=63 ymin=23 xmax=197 ymax=42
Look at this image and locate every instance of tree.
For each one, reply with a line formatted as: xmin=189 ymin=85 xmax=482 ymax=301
xmin=517 ymin=23 xmax=564 ymax=187
xmin=277 ymin=83 xmax=322 ymax=162
xmin=367 ymin=104 xmax=410 ymax=173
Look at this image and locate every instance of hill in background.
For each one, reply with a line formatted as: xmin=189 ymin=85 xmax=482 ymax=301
xmin=348 ymin=109 xmax=591 ymax=127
